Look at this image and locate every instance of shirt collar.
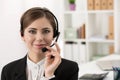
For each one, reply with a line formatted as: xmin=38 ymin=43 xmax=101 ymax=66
xmin=27 ymin=55 xmax=45 ymax=70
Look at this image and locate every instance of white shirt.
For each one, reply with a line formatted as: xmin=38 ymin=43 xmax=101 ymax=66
xmin=26 ymin=56 xmax=55 ymax=80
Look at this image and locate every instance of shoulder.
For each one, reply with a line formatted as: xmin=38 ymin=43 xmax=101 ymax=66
xmin=3 ymin=58 xmax=22 ymax=69
xmin=61 ymin=58 xmax=78 ymax=67
xmin=57 ymin=58 xmax=79 ymax=72
xmin=1 ymin=56 xmax=26 ymax=73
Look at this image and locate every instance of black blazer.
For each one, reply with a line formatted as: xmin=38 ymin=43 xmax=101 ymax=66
xmin=1 ymin=56 xmax=79 ymax=80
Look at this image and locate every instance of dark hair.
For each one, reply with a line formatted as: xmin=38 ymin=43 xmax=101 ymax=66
xmin=20 ymin=7 xmax=58 ymax=37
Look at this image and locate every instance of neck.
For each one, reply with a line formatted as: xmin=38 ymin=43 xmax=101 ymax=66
xmin=28 ymin=52 xmax=45 ymax=63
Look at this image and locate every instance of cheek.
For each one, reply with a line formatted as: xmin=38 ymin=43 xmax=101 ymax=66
xmin=23 ymin=36 xmax=34 ymax=45
xmin=45 ymin=35 xmax=53 ymax=44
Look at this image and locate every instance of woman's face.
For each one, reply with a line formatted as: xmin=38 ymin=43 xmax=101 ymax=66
xmin=22 ymin=17 xmax=54 ymax=54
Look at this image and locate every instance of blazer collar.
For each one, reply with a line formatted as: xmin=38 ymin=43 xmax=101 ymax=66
xmin=14 ymin=55 xmax=27 ymax=80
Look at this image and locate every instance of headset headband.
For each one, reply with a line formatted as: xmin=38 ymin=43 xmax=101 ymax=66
xmin=42 ymin=8 xmax=59 ymax=37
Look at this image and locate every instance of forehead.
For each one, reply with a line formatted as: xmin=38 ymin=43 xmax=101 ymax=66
xmin=27 ymin=17 xmax=53 ymax=29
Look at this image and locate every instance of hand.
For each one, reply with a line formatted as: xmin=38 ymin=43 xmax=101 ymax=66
xmin=44 ymin=43 xmax=61 ymax=77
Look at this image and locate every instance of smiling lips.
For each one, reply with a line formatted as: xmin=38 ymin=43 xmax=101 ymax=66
xmin=34 ymin=44 xmax=46 ymax=49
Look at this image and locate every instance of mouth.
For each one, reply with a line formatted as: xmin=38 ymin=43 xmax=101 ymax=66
xmin=34 ymin=44 xmax=46 ymax=49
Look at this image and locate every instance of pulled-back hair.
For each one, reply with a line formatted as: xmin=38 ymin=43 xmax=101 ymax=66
xmin=20 ymin=7 xmax=57 ymax=37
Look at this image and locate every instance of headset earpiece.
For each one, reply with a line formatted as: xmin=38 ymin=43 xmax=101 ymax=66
xmin=53 ymin=30 xmax=59 ymax=38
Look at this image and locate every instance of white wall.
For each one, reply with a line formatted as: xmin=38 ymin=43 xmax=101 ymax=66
xmin=0 ymin=0 xmax=26 ymax=74
xmin=0 ymin=0 xmax=63 ymax=77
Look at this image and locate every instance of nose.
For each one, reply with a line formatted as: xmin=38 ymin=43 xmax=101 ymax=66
xmin=36 ymin=32 xmax=43 ymax=41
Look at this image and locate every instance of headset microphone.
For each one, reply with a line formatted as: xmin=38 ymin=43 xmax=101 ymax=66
xmin=42 ymin=32 xmax=60 ymax=53
xmin=42 ymin=33 xmax=60 ymax=58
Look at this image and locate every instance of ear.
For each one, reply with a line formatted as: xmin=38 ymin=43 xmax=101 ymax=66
xmin=21 ymin=36 xmax=25 ymax=42
xmin=20 ymin=32 xmax=25 ymax=41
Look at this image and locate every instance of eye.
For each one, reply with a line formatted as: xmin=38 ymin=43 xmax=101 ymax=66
xmin=43 ymin=30 xmax=50 ymax=34
xmin=28 ymin=30 xmax=36 ymax=34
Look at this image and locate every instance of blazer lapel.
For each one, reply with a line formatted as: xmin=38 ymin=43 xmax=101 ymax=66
xmin=14 ymin=56 xmax=27 ymax=80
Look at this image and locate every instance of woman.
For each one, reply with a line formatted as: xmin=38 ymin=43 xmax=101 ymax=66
xmin=1 ymin=7 xmax=79 ymax=80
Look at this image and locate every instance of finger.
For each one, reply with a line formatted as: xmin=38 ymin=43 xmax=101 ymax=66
xmin=45 ymin=50 xmax=55 ymax=57
xmin=45 ymin=53 xmax=53 ymax=58
xmin=55 ymin=42 xmax=60 ymax=54
xmin=46 ymin=46 xmax=56 ymax=52
xmin=45 ymin=52 xmax=54 ymax=60
xmin=45 ymin=51 xmax=59 ymax=59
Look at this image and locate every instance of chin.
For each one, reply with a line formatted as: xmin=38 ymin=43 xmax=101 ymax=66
xmin=33 ymin=50 xmax=42 ymax=54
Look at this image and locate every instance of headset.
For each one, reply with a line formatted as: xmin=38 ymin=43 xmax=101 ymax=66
xmin=41 ymin=8 xmax=60 ymax=53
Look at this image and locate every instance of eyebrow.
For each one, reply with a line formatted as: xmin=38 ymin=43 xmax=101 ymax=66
xmin=42 ymin=28 xmax=51 ymax=30
xmin=28 ymin=28 xmax=37 ymax=30
xmin=28 ymin=27 xmax=52 ymax=30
